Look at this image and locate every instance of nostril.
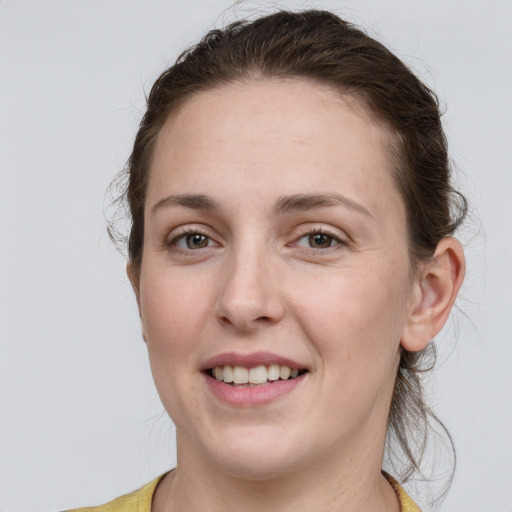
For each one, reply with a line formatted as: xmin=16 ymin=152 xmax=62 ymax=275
xmin=255 ymin=315 xmax=274 ymax=322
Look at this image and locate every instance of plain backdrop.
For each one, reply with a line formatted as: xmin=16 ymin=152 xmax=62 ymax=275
xmin=1 ymin=1 xmax=510 ymax=510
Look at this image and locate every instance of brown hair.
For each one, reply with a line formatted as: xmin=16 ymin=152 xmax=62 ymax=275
xmin=109 ymin=9 xmax=467 ymax=490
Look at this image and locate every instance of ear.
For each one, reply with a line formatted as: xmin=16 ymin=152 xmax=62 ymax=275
xmin=401 ymin=237 xmax=465 ymax=352
xmin=127 ymin=262 xmax=147 ymax=343
xmin=126 ymin=261 xmax=142 ymax=314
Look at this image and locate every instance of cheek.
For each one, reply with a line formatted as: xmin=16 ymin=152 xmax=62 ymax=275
xmin=292 ymin=260 xmax=409 ymax=378
xmin=139 ymin=265 xmax=212 ymax=376
xmin=139 ymin=267 xmax=210 ymax=425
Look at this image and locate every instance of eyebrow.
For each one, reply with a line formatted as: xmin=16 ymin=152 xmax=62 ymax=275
xmin=274 ymin=193 xmax=372 ymax=217
xmin=151 ymin=194 xmax=219 ymax=215
xmin=150 ymin=192 xmax=372 ymax=218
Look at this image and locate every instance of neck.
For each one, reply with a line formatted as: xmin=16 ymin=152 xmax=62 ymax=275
xmin=153 ymin=433 xmax=400 ymax=512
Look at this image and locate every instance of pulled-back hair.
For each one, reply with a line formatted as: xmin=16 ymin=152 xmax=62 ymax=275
xmin=110 ymin=9 xmax=467 ymax=491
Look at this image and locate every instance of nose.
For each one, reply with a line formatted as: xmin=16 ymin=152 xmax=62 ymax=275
xmin=215 ymin=246 xmax=285 ymax=332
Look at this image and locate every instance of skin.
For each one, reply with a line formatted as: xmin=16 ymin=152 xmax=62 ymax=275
xmin=128 ymin=78 xmax=465 ymax=511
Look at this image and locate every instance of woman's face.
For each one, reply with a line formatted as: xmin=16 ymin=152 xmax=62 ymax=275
xmin=136 ymin=79 xmax=417 ymax=478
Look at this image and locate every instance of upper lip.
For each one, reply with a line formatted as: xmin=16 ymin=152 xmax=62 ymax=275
xmin=201 ymin=351 xmax=307 ymax=371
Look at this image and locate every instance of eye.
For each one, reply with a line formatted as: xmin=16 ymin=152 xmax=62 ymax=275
xmin=169 ymin=231 xmax=216 ymax=251
xmin=296 ymin=231 xmax=343 ymax=249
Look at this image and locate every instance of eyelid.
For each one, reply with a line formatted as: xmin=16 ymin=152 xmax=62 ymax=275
xmin=290 ymin=224 xmax=350 ymax=248
xmin=165 ymin=224 xmax=220 ymax=253
xmin=163 ymin=223 xmax=350 ymax=253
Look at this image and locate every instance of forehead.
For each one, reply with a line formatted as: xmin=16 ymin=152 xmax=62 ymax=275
xmin=148 ymin=78 xmax=401 ymax=220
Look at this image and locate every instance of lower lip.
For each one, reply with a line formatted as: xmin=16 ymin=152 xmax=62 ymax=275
xmin=204 ymin=373 xmax=307 ymax=407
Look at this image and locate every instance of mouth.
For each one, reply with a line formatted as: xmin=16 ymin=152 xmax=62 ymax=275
xmin=206 ymin=364 xmax=308 ymax=387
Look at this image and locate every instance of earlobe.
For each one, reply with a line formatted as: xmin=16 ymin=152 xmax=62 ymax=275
xmin=401 ymin=238 xmax=465 ymax=352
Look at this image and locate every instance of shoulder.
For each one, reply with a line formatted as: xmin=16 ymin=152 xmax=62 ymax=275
xmin=62 ymin=475 xmax=164 ymax=512
xmin=384 ymin=472 xmax=422 ymax=512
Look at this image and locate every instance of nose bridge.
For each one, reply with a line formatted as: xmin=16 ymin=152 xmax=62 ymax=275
xmin=215 ymin=235 xmax=283 ymax=330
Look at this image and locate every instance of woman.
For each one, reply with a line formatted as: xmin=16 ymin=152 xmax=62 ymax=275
xmin=68 ymin=9 xmax=465 ymax=511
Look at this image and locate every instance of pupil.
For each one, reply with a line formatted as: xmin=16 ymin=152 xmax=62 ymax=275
xmin=187 ymin=234 xmax=208 ymax=249
xmin=309 ymin=233 xmax=331 ymax=248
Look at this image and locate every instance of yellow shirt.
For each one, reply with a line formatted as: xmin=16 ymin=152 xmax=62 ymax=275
xmin=64 ymin=472 xmax=421 ymax=512
xmin=63 ymin=476 xmax=162 ymax=512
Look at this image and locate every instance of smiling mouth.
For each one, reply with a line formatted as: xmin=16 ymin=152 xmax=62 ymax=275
xmin=207 ymin=364 xmax=308 ymax=387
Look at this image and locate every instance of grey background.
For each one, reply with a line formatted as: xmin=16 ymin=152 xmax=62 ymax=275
xmin=0 ymin=0 xmax=510 ymax=510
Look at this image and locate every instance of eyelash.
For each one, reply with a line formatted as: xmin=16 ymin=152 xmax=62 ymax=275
xmin=165 ymin=227 xmax=348 ymax=254
xmin=166 ymin=228 xmax=217 ymax=254
xmin=293 ymin=227 xmax=348 ymax=251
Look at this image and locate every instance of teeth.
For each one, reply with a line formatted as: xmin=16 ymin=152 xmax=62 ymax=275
xmin=223 ymin=365 xmax=234 ymax=383
xmin=211 ymin=364 xmax=305 ymax=385
xmin=279 ymin=366 xmax=291 ymax=380
xmin=267 ymin=364 xmax=280 ymax=381
xmin=249 ymin=365 xmax=268 ymax=384
xmin=233 ymin=366 xmax=249 ymax=384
